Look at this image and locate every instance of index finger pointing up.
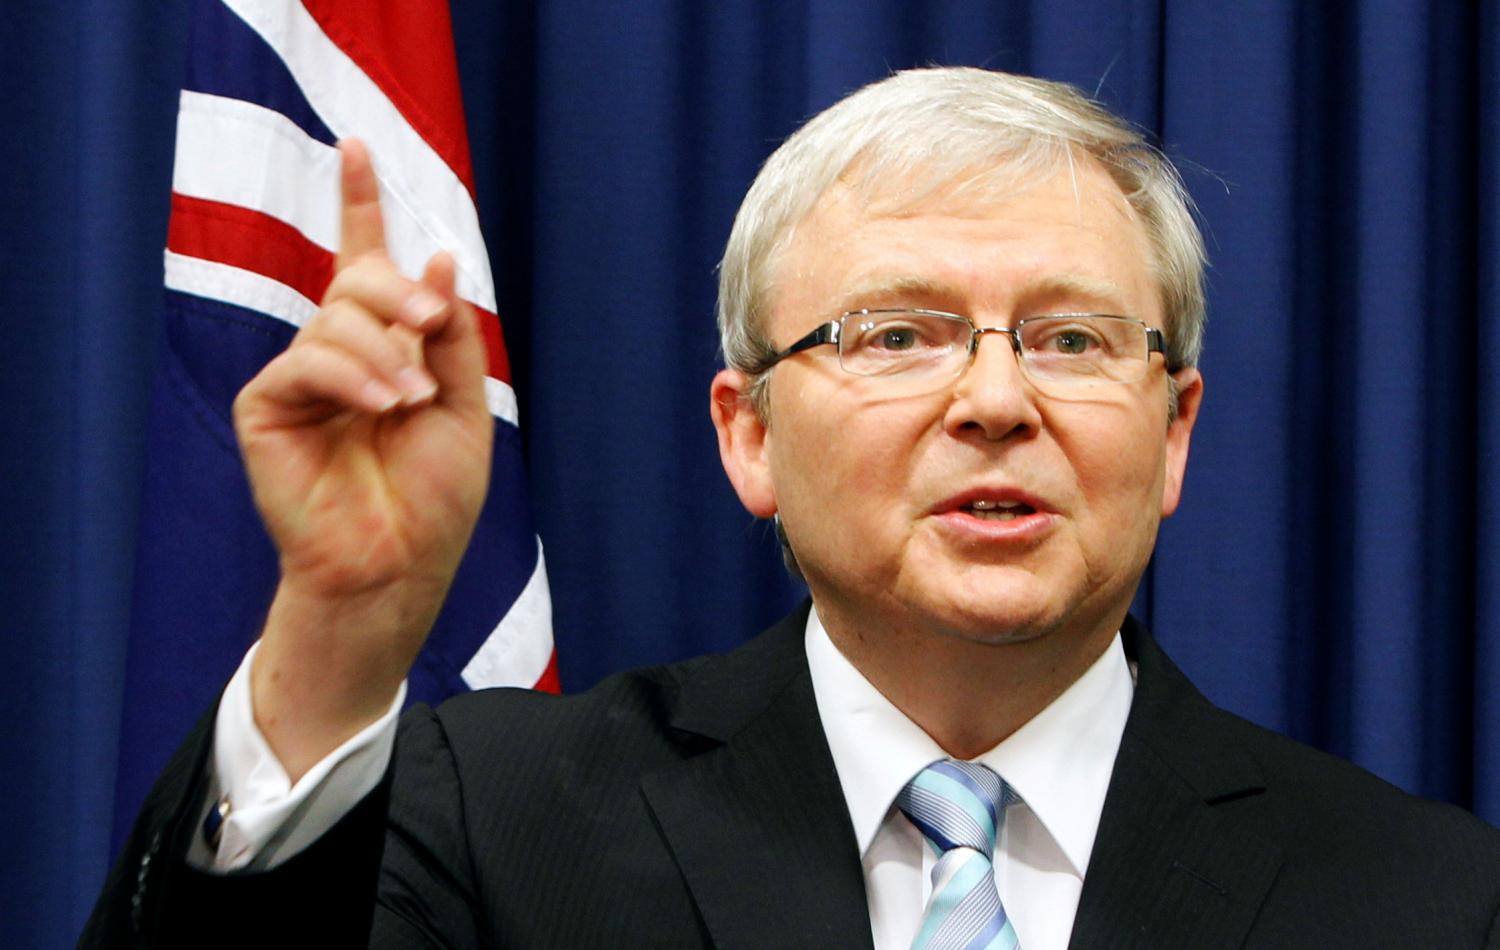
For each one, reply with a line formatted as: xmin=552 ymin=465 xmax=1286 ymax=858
xmin=336 ymin=139 xmax=388 ymax=270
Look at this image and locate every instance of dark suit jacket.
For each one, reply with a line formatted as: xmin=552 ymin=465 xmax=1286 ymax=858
xmin=83 ymin=606 xmax=1500 ymax=948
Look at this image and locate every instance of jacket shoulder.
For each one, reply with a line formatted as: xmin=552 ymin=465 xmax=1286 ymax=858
xmin=1207 ymin=699 xmax=1500 ymax=860
xmin=420 ymin=650 xmax=717 ymax=760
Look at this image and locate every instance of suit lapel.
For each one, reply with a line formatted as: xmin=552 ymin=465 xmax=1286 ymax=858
xmin=637 ymin=610 xmax=1283 ymax=949
xmin=1068 ymin=619 xmax=1283 ymax=950
xmin=640 ymin=606 xmax=874 ymax=950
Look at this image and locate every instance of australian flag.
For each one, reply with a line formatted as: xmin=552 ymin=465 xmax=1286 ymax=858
xmin=113 ymin=0 xmax=556 ymax=851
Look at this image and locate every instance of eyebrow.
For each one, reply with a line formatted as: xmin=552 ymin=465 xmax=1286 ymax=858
xmin=835 ymin=273 xmax=1133 ymax=314
xmin=836 ymin=275 xmax=960 ymax=311
xmin=1018 ymin=274 xmax=1133 ymax=312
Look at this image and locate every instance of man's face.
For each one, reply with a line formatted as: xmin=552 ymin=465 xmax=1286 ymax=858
xmin=714 ymin=156 xmax=1201 ymax=652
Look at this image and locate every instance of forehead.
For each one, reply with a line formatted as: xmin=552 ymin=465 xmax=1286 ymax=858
xmin=770 ymin=155 xmax=1158 ymax=327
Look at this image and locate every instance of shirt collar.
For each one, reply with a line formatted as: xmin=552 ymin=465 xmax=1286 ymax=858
xmin=805 ymin=606 xmax=1134 ymax=877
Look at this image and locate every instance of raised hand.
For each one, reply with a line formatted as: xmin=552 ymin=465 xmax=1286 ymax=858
xmin=234 ymin=140 xmax=493 ymax=780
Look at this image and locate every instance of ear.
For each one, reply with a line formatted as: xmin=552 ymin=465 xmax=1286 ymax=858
xmin=1160 ymin=367 xmax=1203 ymax=517
xmin=710 ymin=369 xmax=777 ymax=518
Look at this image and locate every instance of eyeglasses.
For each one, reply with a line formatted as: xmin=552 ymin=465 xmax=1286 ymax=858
xmin=757 ymin=308 xmax=1166 ymax=396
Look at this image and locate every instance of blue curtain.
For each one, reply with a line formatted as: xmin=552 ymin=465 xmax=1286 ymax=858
xmin=3 ymin=1 xmax=1496 ymax=944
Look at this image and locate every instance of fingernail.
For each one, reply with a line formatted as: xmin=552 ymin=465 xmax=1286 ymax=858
xmin=401 ymin=290 xmax=447 ymax=328
xmin=396 ymin=366 xmax=438 ymax=404
xmin=361 ymin=379 xmax=401 ymax=412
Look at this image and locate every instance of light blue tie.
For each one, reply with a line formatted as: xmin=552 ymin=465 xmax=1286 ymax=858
xmin=896 ymin=759 xmax=1022 ymax=950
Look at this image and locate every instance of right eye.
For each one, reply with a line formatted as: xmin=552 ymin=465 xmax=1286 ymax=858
xmin=840 ymin=312 xmax=969 ymax=379
xmin=853 ymin=318 xmax=954 ymax=353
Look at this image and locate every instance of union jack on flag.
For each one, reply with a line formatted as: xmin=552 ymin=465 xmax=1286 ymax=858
xmin=114 ymin=0 xmax=555 ymax=847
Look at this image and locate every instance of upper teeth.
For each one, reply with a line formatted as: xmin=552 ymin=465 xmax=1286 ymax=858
xmin=970 ymin=499 xmax=1019 ymax=510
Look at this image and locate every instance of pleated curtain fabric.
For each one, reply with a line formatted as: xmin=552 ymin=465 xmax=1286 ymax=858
xmin=12 ymin=4 xmax=1500 ymax=944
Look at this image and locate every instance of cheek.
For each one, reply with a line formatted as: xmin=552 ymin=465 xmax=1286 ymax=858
xmin=768 ymin=393 xmax=932 ymax=542
xmin=1050 ymin=416 xmax=1167 ymax=597
xmin=774 ymin=415 xmax=887 ymax=514
xmin=1052 ymin=405 xmax=1167 ymax=528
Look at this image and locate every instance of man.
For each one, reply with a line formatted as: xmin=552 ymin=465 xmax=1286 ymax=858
xmin=86 ymin=67 xmax=1500 ymax=948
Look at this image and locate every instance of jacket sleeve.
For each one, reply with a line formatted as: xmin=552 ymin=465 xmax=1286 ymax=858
xmin=77 ymin=700 xmax=392 ymax=950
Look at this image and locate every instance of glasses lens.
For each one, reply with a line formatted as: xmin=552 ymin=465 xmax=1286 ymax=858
xmin=1017 ymin=316 xmax=1149 ymax=383
xmin=839 ymin=311 xmax=970 ymax=379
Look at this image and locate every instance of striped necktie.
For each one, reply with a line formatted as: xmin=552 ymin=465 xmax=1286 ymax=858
xmin=896 ymin=759 xmax=1022 ymax=950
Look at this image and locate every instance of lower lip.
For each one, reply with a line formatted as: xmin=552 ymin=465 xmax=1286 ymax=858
xmin=931 ymin=509 xmax=1058 ymax=543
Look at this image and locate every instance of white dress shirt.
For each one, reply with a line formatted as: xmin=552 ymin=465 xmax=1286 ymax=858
xmin=190 ymin=641 xmax=404 ymax=871
xmin=805 ymin=609 xmax=1134 ymax=950
xmin=201 ymin=609 xmax=1133 ymax=950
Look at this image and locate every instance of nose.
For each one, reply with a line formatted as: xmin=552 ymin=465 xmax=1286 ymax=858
xmin=942 ymin=329 xmax=1042 ymax=441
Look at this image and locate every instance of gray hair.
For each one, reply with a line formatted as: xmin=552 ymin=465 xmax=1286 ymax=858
xmin=717 ymin=66 xmax=1206 ymax=416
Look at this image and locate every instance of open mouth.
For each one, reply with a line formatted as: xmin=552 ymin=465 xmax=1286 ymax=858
xmin=962 ymin=499 xmax=1037 ymax=521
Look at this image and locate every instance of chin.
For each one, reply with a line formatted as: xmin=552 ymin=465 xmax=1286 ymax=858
xmin=908 ymin=587 xmax=1070 ymax=647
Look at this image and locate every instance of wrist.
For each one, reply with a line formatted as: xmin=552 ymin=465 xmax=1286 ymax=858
xmin=250 ymin=577 xmax=442 ymax=780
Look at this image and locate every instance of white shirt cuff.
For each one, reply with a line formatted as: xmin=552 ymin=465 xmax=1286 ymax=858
xmin=188 ymin=640 xmax=405 ymax=872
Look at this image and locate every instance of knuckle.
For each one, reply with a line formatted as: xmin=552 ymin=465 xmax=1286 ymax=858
xmin=316 ymin=300 xmax=361 ymax=334
xmin=322 ymin=259 xmax=411 ymax=320
xmin=231 ymin=384 xmax=252 ymax=421
xmin=233 ymin=352 xmax=289 ymax=418
xmin=344 ymin=253 xmax=401 ymax=288
xmin=323 ymin=256 xmax=376 ymax=300
xmin=294 ymin=337 xmax=342 ymax=367
xmin=305 ymin=298 xmax=365 ymax=338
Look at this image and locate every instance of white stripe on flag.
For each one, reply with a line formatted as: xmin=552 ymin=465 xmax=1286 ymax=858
xmin=173 ymin=89 xmax=476 ymax=308
xmin=482 ymin=377 xmax=520 ymax=427
xmin=164 ymin=250 xmax=319 ymax=326
xmin=461 ymin=543 xmax=555 ymax=688
xmin=165 ymin=249 xmax=521 ymax=426
xmin=173 ymin=90 xmax=341 ymax=251
xmin=222 ymin=0 xmax=496 ymax=311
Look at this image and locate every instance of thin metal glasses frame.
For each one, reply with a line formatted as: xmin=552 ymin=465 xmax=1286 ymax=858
xmin=757 ymin=308 xmax=1166 ymax=383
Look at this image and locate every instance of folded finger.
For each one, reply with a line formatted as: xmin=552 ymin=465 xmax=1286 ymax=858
xmin=323 ymin=255 xmax=452 ymax=335
xmin=415 ymin=252 xmax=487 ymax=413
xmin=248 ymin=338 xmax=405 ymax=418
xmin=301 ymin=300 xmax=437 ymax=405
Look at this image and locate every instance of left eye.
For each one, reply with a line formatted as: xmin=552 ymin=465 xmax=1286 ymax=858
xmin=1026 ymin=323 xmax=1106 ymax=356
xmin=879 ymin=327 xmax=920 ymax=350
xmin=1049 ymin=330 xmax=1096 ymax=354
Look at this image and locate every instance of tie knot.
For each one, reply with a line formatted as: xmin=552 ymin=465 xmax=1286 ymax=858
xmin=896 ymin=759 xmax=1016 ymax=859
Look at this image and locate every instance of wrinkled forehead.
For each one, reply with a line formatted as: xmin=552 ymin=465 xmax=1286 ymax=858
xmin=836 ymin=147 xmax=1138 ymax=228
xmin=834 ymin=139 xmax=1080 ymax=215
xmin=763 ymin=149 xmax=1150 ymax=309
